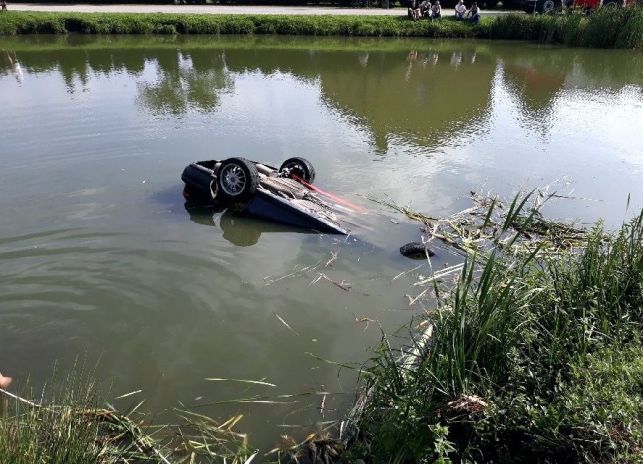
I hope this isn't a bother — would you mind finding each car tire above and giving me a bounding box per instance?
[216,157,259,203]
[541,0,556,12]
[399,241,436,259]
[279,157,316,184]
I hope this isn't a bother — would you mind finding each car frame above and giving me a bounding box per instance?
[181,157,355,235]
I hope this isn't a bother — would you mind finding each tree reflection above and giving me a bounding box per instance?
[315,46,494,152]
[218,44,495,152]
[1,37,641,149]
[137,49,233,116]
[497,46,643,134]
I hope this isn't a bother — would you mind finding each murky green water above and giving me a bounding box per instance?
[1,35,642,452]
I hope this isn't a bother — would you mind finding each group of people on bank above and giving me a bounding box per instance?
[408,0,480,23]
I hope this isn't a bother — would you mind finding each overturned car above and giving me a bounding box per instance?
[181,157,359,235]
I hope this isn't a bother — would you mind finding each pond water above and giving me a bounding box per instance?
[1,35,642,453]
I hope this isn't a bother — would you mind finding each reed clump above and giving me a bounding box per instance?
[0,9,641,48]
[486,6,643,48]
[346,196,643,463]
[0,373,255,464]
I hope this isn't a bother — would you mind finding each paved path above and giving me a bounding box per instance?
[10,3,521,16]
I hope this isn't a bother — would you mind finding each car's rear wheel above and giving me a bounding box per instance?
[216,157,259,202]
[541,0,557,12]
[279,157,316,184]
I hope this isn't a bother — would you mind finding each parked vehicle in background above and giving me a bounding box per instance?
[522,0,634,13]
[522,0,570,13]
[573,0,635,9]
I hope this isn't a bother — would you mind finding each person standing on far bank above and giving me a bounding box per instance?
[1,1,7,12]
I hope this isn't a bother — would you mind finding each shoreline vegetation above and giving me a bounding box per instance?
[0,7,641,48]
[341,193,643,463]
[0,375,255,464]
[2,193,642,463]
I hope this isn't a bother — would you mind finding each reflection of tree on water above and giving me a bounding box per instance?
[316,46,494,152]
[220,45,494,152]
[1,47,148,92]
[501,52,569,130]
[132,44,495,150]
[1,38,641,148]
[137,49,234,116]
[497,46,643,135]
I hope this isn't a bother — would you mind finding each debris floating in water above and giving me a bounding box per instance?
[399,241,436,259]
[274,313,300,337]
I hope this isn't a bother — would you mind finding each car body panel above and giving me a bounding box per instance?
[181,159,352,235]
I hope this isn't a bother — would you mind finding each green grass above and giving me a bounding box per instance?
[0,8,641,48]
[0,370,255,464]
[486,6,643,48]
[0,370,128,464]
[0,11,477,36]
[347,204,643,463]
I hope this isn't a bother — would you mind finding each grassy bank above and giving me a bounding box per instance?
[345,198,643,463]
[0,374,254,463]
[0,8,641,48]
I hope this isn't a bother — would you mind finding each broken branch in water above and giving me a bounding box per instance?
[373,189,593,264]
[204,378,277,388]
[274,313,300,337]
[317,273,352,292]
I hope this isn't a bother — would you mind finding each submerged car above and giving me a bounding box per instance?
[181,157,358,235]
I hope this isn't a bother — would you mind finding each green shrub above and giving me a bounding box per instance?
[154,23,178,34]
[0,8,641,48]
[615,5,643,48]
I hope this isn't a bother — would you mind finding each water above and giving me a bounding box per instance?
[1,35,642,451]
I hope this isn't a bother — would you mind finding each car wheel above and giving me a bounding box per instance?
[602,0,618,6]
[216,157,259,202]
[279,157,316,184]
[542,0,556,12]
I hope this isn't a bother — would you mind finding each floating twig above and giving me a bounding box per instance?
[274,313,300,337]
